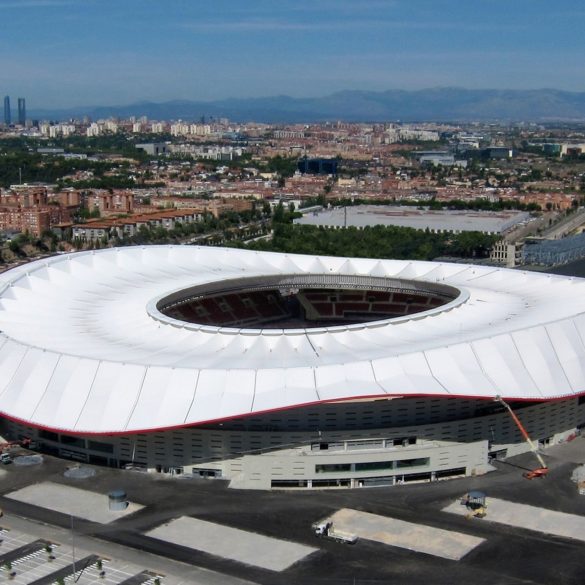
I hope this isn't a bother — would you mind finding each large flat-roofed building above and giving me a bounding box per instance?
[295,205,529,235]
[0,246,584,489]
[136,143,168,156]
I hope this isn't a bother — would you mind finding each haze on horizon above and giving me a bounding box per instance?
[1,0,584,110]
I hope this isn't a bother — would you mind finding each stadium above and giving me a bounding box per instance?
[0,245,584,489]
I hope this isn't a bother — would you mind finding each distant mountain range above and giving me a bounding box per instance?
[29,88,585,123]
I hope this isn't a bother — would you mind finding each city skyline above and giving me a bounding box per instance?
[1,0,584,110]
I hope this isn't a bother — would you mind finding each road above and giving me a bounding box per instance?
[539,208,585,239]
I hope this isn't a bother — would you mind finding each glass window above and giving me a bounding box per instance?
[315,463,351,473]
[355,461,394,472]
[39,429,59,442]
[88,440,114,454]
[396,457,429,469]
[60,434,86,448]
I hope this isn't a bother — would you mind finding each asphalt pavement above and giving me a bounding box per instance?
[0,441,583,584]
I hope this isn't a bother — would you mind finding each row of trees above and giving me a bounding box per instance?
[0,152,126,188]
[58,175,136,190]
[0,231,61,260]
[244,223,497,261]
[74,208,268,248]
[53,133,156,159]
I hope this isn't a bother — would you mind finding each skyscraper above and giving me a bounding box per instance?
[3,96,10,126]
[17,98,25,125]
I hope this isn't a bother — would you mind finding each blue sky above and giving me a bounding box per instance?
[1,0,584,109]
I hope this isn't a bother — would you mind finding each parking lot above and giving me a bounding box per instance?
[0,525,165,585]
[0,437,583,584]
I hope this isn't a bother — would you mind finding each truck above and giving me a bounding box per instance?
[312,520,358,544]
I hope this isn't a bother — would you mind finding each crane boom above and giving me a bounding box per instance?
[495,396,548,478]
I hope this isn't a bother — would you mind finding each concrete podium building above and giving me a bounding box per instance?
[0,246,584,489]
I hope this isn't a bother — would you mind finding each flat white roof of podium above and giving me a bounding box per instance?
[0,246,584,434]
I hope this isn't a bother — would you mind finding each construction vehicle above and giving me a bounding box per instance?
[462,490,487,519]
[0,438,31,451]
[495,396,548,479]
[0,438,31,456]
[312,520,358,544]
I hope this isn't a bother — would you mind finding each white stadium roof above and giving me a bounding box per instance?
[0,246,584,434]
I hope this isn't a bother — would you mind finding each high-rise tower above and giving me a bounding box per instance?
[17,98,25,125]
[3,96,10,126]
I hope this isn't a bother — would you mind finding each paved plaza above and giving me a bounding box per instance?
[328,508,485,561]
[5,482,143,524]
[443,496,585,542]
[147,516,318,572]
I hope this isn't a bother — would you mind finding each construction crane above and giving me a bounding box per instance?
[495,396,548,479]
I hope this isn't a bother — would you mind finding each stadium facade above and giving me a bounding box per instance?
[0,246,584,489]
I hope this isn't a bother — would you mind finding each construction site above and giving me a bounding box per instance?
[0,431,581,584]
